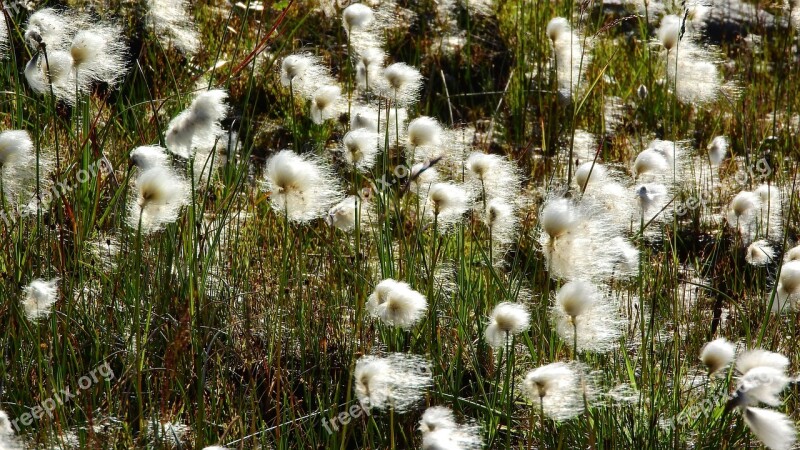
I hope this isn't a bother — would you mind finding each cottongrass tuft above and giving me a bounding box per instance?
[699,338,735,375]
[22,278,60,321]
[130,145,170,170]
[310,85,343,124]
[734,366,790,407]
[784,244,800,262]
[350,102,408,147]
[165,89,229,159]
[0,130,53,211]
[465,152,522,204]
[746,240,775,266]
[735,349,790,375]
[342,128,380,171]
[24,50,78,105]
[146,0,200,54]
[419,406,457,433]
[0,14,7,57]
[552,280,623,354]
[727,185,784,243]
[127,166,190,234]
[354,353,432,412]
[25,8,80,50]
[262,149,343,222]
[355,47,385,91]
[743,407,797,450]
[407,116,443,149]
[418,406,483,449]
[342,3,375,32]
[546,16,592,100]
[540,197,580,240]
[70,23,128,89]
[539,195,638,281]
[0,409,22,450]
[327,195,372,231]
[366,279,427,328]
[485,302,530,348]
[656,14,681,51]
[483,197,519,247]
[665,39,726,105]
[773,260,800,312]
[522,362,588,420]
[424,182,471,230]
[381,62,423,106]
[280,53,334,98]
[707,136,728,166]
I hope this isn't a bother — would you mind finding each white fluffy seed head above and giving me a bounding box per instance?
[464,152,521,204]
[280,53,333,98]
[419,406,457,434]
[633,149,670,177]
[407,116,442,148]
[743,407,797,450]
[281,54,310,84]
[746,240,775,266]
[0,131,34,168]
[485,302,530,347]
[419,407,483,449]
[728,191,760,219]
[146,0,200,54]
[26,8,78,49]
[785,245,800,263]
[263,150,342,222]
[550,283,623,354]
[310,85,342,124]
[779,260,800,294]
[546,17,570,42]
[484,197,515,234]
[165,89,229,158]
[540,198,580,239]
[342,129,380,171]
[354,354,432,412]
[426,183,470,228]
[382,62,423,105]
[70,30,103,66]
[522,362,587,421]
[574,162,606,191]
[342,3,374,31]
[69,24,129,88]
[657,14,681,50]
[355,47,385,90]
[707,136,728,166]
[523,362,573,399]
[735,366,790,407]
[128,166,190,233]
[466,152,497,181]
[421,427,483,450]
[25,50,78,103]
[366,279,428,328]
[0,409,13,435]
[736,349,790,375]
[555,281,595,318]
[22,278,59,321]
[699,338,735,374]
[326,196,361,231]
[130,145,170,170]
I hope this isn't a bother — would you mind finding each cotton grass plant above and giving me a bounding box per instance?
[1,0,799,449]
